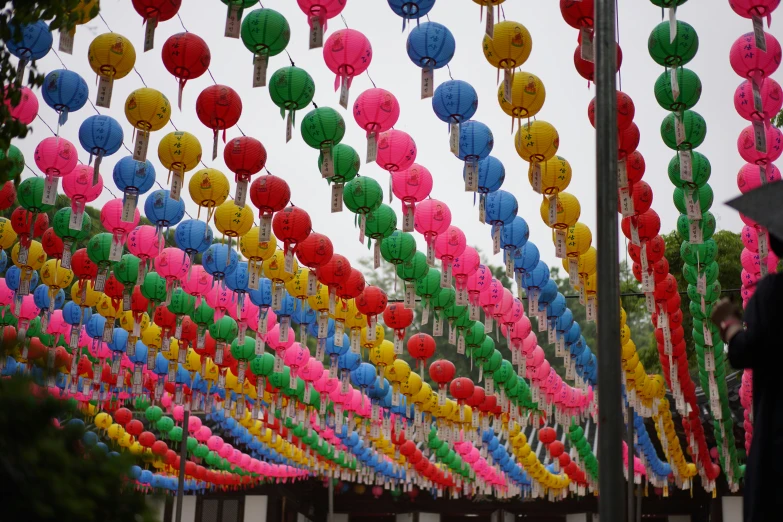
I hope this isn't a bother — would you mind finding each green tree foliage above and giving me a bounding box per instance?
[0,376,156,522]
[1,1,99,176]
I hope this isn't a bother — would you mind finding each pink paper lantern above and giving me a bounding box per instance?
[735,78,783,121]
[127,225,161,266]
[741,225,760,252]
[205,285,236,319]
[501,297,525,328]
[521,333,539,356]
[266,323,295,352]
[414,198,451,248]
[299,357,324,383]
[391,164,433,218]
[353,88,400,136]
[62,164,103,215]
[34,136,78,178]
[737,123,783,165]
[154,247,191,289]
[297,0,346,34]
[283,342,309,377]
[730,32,782,80]
[434,225,466,282]
[737,162,781,193]
[5,86,39,125]
[729,0,780,23]
[740,246,778,273]
[323,29,372,91]
[376,129,417,173]
[195,426,212,442]
[100,198,140,253]
[0,278,15,306]
[479,278,503,312]
[490,287,514,321]
[229,299,259,334]
[188,415,202,433]
[182,264,214,304]
[464,262,490,302]
[207,435,224,452]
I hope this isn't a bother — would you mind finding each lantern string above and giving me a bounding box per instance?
[615,0,622,92]
[446,64,454,81]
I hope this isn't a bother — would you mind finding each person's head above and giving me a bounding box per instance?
[771,233,783,258]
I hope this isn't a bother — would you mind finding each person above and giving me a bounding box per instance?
[712,220,783,520]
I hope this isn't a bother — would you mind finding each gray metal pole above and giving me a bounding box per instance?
[627,406,635,522]
[594,0,623,521]
[175,409,190,522]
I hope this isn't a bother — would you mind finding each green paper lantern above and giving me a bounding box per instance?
[141,271,168,304]
[463,321,486,349]
[0,145,24,182]
[481,349,502,372]
[186,436,198,452]
[209,315,239,343]
[673,184,713,215]
[690,299,713,321]
[681,238,718,267]
[661,110,706,151]
[380,230,416,265]
[168,288,196,316]
[472,338,495,363]
[300,106,346,150]
[156,416,174,433]
[654,67,701,111]
[250,352,276,377]
[144,405,163,422]
[53,207,92,243]
[191,300,215,327]
[364,204,397,240]
[268,366,290,390]
[112,254,140,288]
[650,0,688,6]
[241,9,290,56]
[431,287,456,312]
[18,177,54,213]
[320,143,360,184]
[648,20,699,67]
[668,150,711,188]
[230,336,256,361]
[494,360,514,386]
[415,269,442,300]
[682,260,719,286]
[269,66,316,119]
[686,280,721,303]
[86,233,116,267]
[677,212,716,241]
[169,426,183,442]
[194,444,210,459]
[135,396,151,410]
[396,250,429,282]
[343,176,383,214]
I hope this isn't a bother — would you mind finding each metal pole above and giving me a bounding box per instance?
[175,409,190,522]
[594,0,622,521]
[636,484,643,522]
[627,406,635,522]
[328,477,334,522]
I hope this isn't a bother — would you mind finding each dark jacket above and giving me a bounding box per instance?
[727,273,783,522]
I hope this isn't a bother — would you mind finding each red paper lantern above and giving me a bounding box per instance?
[0,182,16,211]
[41,228,64,259]
[295,232,334,268]
[382,303,413,340]
[449,377,474,401]
[71,248,98,282]
[152,440,168,456]
[132,0,182,52]
[224,137,267,198]
[625,151,646,184]
[538,426,556,445]
[466,386,485,408]
[11,207,48,247]
[138,431,156,448]
[196,85,242,159]
[355,285,387,317]
[574,42,622,83]
[334,268,365,301]
[272,206,312,256]
[161,32,211,109]
[588,91,635,131]
[317,254,353,289]
[126,419,144,437]
[561,0,594,28]
[428,359,455,402]
[250,174,291,220]
[621,209,661,244]
[406,332,435,373]
[618,123,640,159]
[114,407,133,426]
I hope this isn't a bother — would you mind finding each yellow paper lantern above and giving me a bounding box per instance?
[125,88,170,132]
[399,372,423,398]
[360,324,384,350]
[0,218,17,250]
[71,280,102,307]
[120,310,150,333]
[88,33,136,79]
[40,259,74,290]
[161,338,180,362]
[557,222,592,260]
[540,192,581,229]
[483,21,532,71]
[142,323,163,349]
[531,155,571,195]
[285,268,310,300]
[239,226,277,262]
[263,250,297,283]
[184,348,201,373]
[189,168,230,220]
[498,72,546,121]
[515,120,559,163]
[158,131,202,196]
[386,359,411,385]
[368,339,395,375]
[107,423,125,440]
[575,247,597,278]
[12,240,46,271]
[214,200,254,239]
[412,381,432,406]
[307,283,330,313]
[95,412,113,429]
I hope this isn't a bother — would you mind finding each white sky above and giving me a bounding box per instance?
[17,0,763,272]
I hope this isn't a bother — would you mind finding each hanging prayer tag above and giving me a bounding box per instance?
[448,323,457,345]
[405,282,416,309]
[433,314,443,336]
[373,240,381,269]
[421,304,430,325]
[331,183,344,213]
[580,27,594,62]
[679,150,693,182]
[645,293,656,313]
[619,186,634,218]
[752,16,767,52]
[670,67,680,102]
[548,195,558,227]
[630,222,641,246]
[503,69,512,104]
[365,131,378,162]
[42,177,59,205]
[674,113,686,145]
[170,170,184,201]
[568,258,579,286]
[668,6,678,42]
[697,272,707,296]
[493,226,501,255]
[109,238,124,261]
[286,110,293,143]
[531,163,543,193]
[465,161,478,192]
[339,76,350,109]
[449,122,460,155]
[505,254,515,278]
[259,214,272,242]
[555,230,567,259]
[484,314,493,334]
[427,242,435,266]
[684,189,701,220]
[59,28,75,54]
[688,220,703,244]
[752,79,764,114]
[253,53,269,88]
[402,205,414,232]
[753,120,767,153]
[478,194,486,223]
[586,296,597,322]
[421,67,434,99]
[359,214,367,244]
[284,250,294,274]
[307,270,318,296]
[703,323,713,347]
[485,4,495,37]
[309,15,323,49]
[225,5,241,38]
[248,264,260,290]
[235,179,249,208]
[144,17,158,51]
[121,193,138,223]
[133,130,150,162]
[321,146,333,178]
[95,75,114,109]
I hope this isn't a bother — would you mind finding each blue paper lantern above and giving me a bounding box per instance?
[85,314,106,340]
[113,156,156,197]
[307,316,334,339]
[338,351,361,372]
[0,249,7,274]
[511,241,540,274]
[174,219,213,257]
[499,216,529,251]
[7,21,53,65]
[325,334,350,357]
[484,190,518,225]
[350,362,377,388]
[6,265,38,291]
[201,243,238,280]
[78,115,124,169]
[388,0,436,29]
[248,278,273,308]
[63,301,91,326]
[108,328,129,353]
[432,79,477,124]
[537,280,558,308]
[273,291,296,316]
[457,120,493,162]
[225,261,249,294]
[522,260,549,289]
[545,293,566,318]
[41,69,89,126]
[555,308,574,333]
[291,300,315,326]
[144,189,186,229]
[466,155,504,194]
[33,283,52,310]
[127,341,147,365]
[406,22,455,69]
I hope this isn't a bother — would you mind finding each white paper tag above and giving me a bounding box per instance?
[630,222,641,246]
[492,226,501,255]
[433,314,443,336]
[586,296,596,322]
[449,123,460,155]
[225,5,240,38]
[697,273,707,296]
[403,205,414,232]
[421,67,434,99]
[448,322,457,345]
[505,254,515,278]
[42,176,59,205]
[484,313,493,334]
[169,170,184,201]
[688,220,703,244]
[684,189,701,220]
[548,195,558,227]
[619,186,634,218]
[59,28,75,54]
[320,146,334,178]
[503,68,512,104]
[253,53,269,88]
[679,150,692,182]
[339,76,350,109]
[133,131,150,162]
[531,163,542,194]
[259,214,272,242]
[753,120,767,153]
[284,250,294,275]
[479,194,486,223]
[580,27,594,62]
[674,112,686,145]
[645,293,656,313]
[366,132,377,163]
[703,323,713,347]
[96,75,114,108]
[705,349,715,372]
[331,183,344,213]
[753,15,767,52]
[670,66,680,102]
[464,161,478,192]
[359,214,367,244]
[109,237,123,261]
[555,230,567,259]
[668,7,677,43]
[404,281,415,309]
[309,16,323,49]
[568,258,579,286]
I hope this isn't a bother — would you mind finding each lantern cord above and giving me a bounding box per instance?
[340,14,349,28]
[284,50,295,67]
[446,64,454,81]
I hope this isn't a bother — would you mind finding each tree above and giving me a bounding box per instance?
[0,1,98,176]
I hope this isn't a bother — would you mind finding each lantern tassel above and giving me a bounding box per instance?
[178,79,186,111]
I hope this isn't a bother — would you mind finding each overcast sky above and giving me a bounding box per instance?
[17,0,763,273]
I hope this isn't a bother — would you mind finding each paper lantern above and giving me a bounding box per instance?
[241,9,291,87]
[588,91,635,130]
[0,182,17,211]
[364,204,397,245]
[530,155,571,195]
[654,68,702,112]
[343,176,383,223]
[660,110,706,151]
[392,164,433,226]
[737,162,780,193]
[144,189,186,239]
[323,29,372,106]
[88,33,136,108]
[297,0,346,49]
[648,21,699,67]
[7,21,52,72]
[730,31,782,80]
[62,165,102,221]
[434,226,466,287]
[432,79,479,141]
[5,86,38,125]
[78,115,124,183]
[574,42,621,83]
[498,72,546,127]
[34,136,77,182]
[618,123,641,158]
[388,0,436,29]
[268,66,316,136]
[540,192,580,230]
[319,144,360,197]
[272,206,312,258]
[214,201,254,241]
[132,0,182,51]
[561,0,594,28]
[158,131,202,200]
[380,231,417,267]
[354,88,400,158]
[458,121,493,189]
[0,146,24,184]
[483,21,532,73]
[249,174,290,239]
[296,232,334,269]
[301,106,346,176]
[125,88,171,162]
[406,22,456,97]
[415,199,451,263]
[376,129,417,173]
[515,120,559,163]
[113,156,156,221]
[223,137,266,207]
[161,33,211,109]
[188,168,229,221]
[737,123,783,165]
[669,151,711,188]
[42,69,89,126]
[734,78,782,121]
[196,85,242,160]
